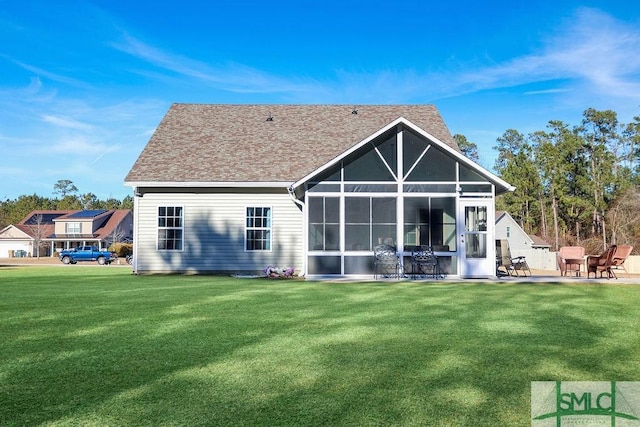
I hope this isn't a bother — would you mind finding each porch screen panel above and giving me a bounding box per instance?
[308,256,341,274]
[403,198,429,248]
[406,146,456,181]
[403,130,429,174]
[343,148,394,181]
[372,198,396,246]
[308,197,339,251]
[345,197,370,251]
[344,256,374,274]
[375,133,398,177]
[431,198,456,251]
[459,163,488,182]
[346,197,396,251]
[403,197,455,251]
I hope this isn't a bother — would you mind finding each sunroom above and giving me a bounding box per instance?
[293,119,513,278]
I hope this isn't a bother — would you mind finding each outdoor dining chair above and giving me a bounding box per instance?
[410,246,440,279]
[373,244,400,279]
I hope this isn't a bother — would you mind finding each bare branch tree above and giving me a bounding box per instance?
[106,225,128,252]
[25,214,48,258]
[607,188,640,249]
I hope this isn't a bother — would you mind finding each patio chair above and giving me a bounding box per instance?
[410,246,440,279]
[557,246,585,276]
[609,245,633,278]
[586,245,617,279]
[495,239,531,277]
[373,244,400,279]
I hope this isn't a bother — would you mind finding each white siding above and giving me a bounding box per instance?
[495,215,531,252]
[495,213,552,270]
[0,241,32,258]
[135,191,303,274]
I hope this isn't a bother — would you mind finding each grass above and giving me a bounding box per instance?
[1,267,639,426]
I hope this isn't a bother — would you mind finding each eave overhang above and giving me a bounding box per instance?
[124,181,291,189]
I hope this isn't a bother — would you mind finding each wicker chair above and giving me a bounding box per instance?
[609,245,633,278]
[557,246,585,277]
[586,245,617,279]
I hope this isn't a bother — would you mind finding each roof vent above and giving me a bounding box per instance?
[351,106,358,115]
[266,112,274,122]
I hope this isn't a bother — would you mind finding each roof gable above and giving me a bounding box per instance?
[0,225,33,239]
[125,104,460,186]
[293,117,513,193]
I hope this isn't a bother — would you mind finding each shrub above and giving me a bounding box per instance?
[109,243,133,257]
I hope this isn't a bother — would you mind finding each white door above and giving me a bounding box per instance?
[458,200,495,278]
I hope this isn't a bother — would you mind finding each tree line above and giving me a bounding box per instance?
[0,180,133,229]
[484,107,640,254]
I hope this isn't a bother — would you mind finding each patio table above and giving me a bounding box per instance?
[564,258,585,277]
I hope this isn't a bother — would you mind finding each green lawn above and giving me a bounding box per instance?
[1,267,639,426]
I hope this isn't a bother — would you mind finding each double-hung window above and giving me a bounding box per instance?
[246,207,271,251]
[158,206,183,250]
[65,222,81,235]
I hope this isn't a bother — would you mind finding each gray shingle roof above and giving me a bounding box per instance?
[125,104,459,184]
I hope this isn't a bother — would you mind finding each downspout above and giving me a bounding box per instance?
[132,187,140,274]
[288,185,306,277]
[288,185,304,209]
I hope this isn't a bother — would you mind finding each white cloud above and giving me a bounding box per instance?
[46,136,107,154]
[112,34,323,95]
[110,8,640,107]
[42,114,94,130]
[4,56,91,88]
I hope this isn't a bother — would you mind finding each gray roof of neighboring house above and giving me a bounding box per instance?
[529,234,551,247]
[125,104,460,184]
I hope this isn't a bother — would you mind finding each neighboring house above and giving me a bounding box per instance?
[0,210,133,258]
[124,104,514,278]
[495,211,553,270]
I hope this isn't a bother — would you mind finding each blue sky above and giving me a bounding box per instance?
[1,1,639,201]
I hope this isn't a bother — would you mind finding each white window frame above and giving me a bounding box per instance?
[245,206,272,251]
[65,222,81,234]
[157,206,184,251]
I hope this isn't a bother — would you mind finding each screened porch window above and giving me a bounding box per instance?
[308,197,339,251]
[345,197,396,251]
[403,197,456,252]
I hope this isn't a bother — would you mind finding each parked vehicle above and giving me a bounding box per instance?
[59,246,116,265]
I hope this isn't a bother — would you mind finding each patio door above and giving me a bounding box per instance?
[458,200,495,278]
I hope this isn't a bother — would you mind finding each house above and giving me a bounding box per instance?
[495,211,552,270]
[0,209,133,258]
[124,104,514,278]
